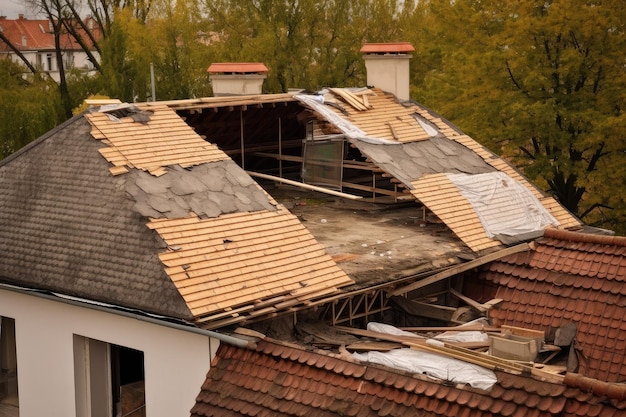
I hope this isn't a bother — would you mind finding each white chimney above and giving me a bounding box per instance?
[207,63,268,96]
[360,42,414,101]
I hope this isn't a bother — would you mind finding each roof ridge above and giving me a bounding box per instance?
[543,228,626,247]
[0,113,85,168]
[564,373,626,401]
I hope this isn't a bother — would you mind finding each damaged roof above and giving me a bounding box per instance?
[0,104,353,325]
[0,86,583,328]
[191,337,626,417]
[471,228,626,383]
[292,88,582,252]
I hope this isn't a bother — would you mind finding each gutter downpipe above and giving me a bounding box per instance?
[0,283,254,349]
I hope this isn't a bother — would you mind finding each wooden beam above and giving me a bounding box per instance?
[391,243,530,296]
[246,171,363,200]
[449,288,488,313]
[390,296,458,323]
[399,325,501,333]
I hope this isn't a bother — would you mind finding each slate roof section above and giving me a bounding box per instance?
[477,228,626,382]
[191,337,626,417]
[0,103,354,325]
[0,116,193,319]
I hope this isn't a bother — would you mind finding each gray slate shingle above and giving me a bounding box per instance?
[0,117,190,319]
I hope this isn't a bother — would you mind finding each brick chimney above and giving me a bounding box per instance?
[207,63,268,96]
[360,42,415,101]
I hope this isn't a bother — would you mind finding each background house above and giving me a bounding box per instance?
[0,14,99,81]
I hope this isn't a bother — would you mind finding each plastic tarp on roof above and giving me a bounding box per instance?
[447,172,559,238]
[294,94,397,145]
[352,323,497,390]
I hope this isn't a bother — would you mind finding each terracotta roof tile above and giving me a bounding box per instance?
[192,338,626,417]
[480,229,626,383]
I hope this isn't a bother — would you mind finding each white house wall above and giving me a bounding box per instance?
[5,49,99,83]
[0,288,215,417]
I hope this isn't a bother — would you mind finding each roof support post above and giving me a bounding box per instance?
[240,108,245,169]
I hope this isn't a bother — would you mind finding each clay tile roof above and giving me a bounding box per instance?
[0,17,100,52]
[207,62,269,74]
[360,42,415,54]
[481,229,626,382]
[191,338,626,417]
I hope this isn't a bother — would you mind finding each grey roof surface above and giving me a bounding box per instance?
[128,162,276,219]
[350,135,496,189]
[0,116,194,318]
[0,115,279,320]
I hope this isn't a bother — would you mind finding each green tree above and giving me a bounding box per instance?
[0,59,64,158]
[204,0,416,92]
[98,7,151,102]
[144,0,214,99]
[415,0,626,232]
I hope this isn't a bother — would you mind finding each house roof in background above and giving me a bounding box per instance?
[191,337,626,417]
[0,16,99,52]
[476,228,626,382]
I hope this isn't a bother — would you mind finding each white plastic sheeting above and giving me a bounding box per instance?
[352,322,497,390]
[294,94,399,145]
[434,318,491,344]
[447,172,559,238]
[352,348,496,390]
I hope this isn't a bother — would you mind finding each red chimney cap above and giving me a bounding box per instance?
[207,63,269,74]
[360,42,415,54]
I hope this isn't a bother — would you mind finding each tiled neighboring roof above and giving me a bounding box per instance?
[191,338,626,417]
[0,17,99,52]
[301,88,581,253]
[207,63,269,74]
[479,228,626,382]
[0,18,55,50]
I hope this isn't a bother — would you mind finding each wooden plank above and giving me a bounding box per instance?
[449,288,488,313]
[501,325,545,340]
[391,243,530,296]
[329,88,368,111]
[399,325,501,333]
[389,296,457,322]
